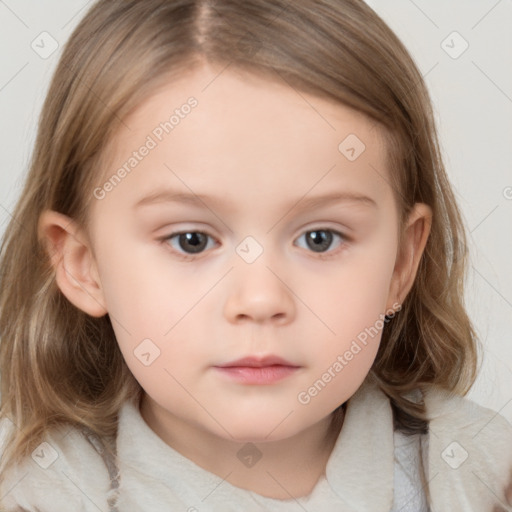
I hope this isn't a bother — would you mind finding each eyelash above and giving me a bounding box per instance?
[160,228,348,261]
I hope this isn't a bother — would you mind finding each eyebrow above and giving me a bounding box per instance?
[134,189,378,212]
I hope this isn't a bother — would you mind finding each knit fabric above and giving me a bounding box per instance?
[1,377,511,511]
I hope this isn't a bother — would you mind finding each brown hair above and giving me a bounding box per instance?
[0,0,479,502]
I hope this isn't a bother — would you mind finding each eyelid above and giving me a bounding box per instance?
[159,225,350,261]
[293,228,347,259]
[160,229,218,261]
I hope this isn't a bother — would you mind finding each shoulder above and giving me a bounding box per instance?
[423,385,512,510]
[0,415,112,512]
[423,384,512,448]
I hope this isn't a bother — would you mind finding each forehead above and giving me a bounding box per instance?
[94,63,393,214]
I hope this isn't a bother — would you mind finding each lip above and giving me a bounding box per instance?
[213,355,301,385]
[215,355,298,368]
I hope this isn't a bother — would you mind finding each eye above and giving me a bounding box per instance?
[294,229,345,255]
[161,228,346,260]
[163,231,217,256]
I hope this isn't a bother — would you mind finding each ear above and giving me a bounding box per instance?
[386,203,432,310]
[38,210,108,317]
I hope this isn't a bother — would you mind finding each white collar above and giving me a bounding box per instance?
[324,376,395,508]
[116,377,512,510]
[116,376,395,509]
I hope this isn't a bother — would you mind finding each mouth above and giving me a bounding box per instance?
[213,355,301,385]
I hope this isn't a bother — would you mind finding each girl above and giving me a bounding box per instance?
[1,0,511,510]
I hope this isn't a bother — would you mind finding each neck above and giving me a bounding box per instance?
[140,395,346,499]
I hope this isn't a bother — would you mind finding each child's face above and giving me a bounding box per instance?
[87,64,405,442]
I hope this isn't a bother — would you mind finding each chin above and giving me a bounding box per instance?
[215,418,302,444]
[229,430,290,444]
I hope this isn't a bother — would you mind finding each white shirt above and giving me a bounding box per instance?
[1,376,511,511]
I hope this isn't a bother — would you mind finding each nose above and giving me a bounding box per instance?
[223,256,296,325]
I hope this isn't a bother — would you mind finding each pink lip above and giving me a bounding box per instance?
[216,355,297,368]
[213,355,300,385]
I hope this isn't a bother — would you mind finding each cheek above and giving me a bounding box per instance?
[93,230,223,371]
[294,280,393,413]
[298,238,397,384]
[310,247,396,339]
[91,232,195,380]
[93,227,185,324]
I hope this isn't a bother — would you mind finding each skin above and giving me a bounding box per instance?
[39,62,432,499]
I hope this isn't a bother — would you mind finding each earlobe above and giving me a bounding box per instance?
[386,203,432,310]
[38,210,108,318]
